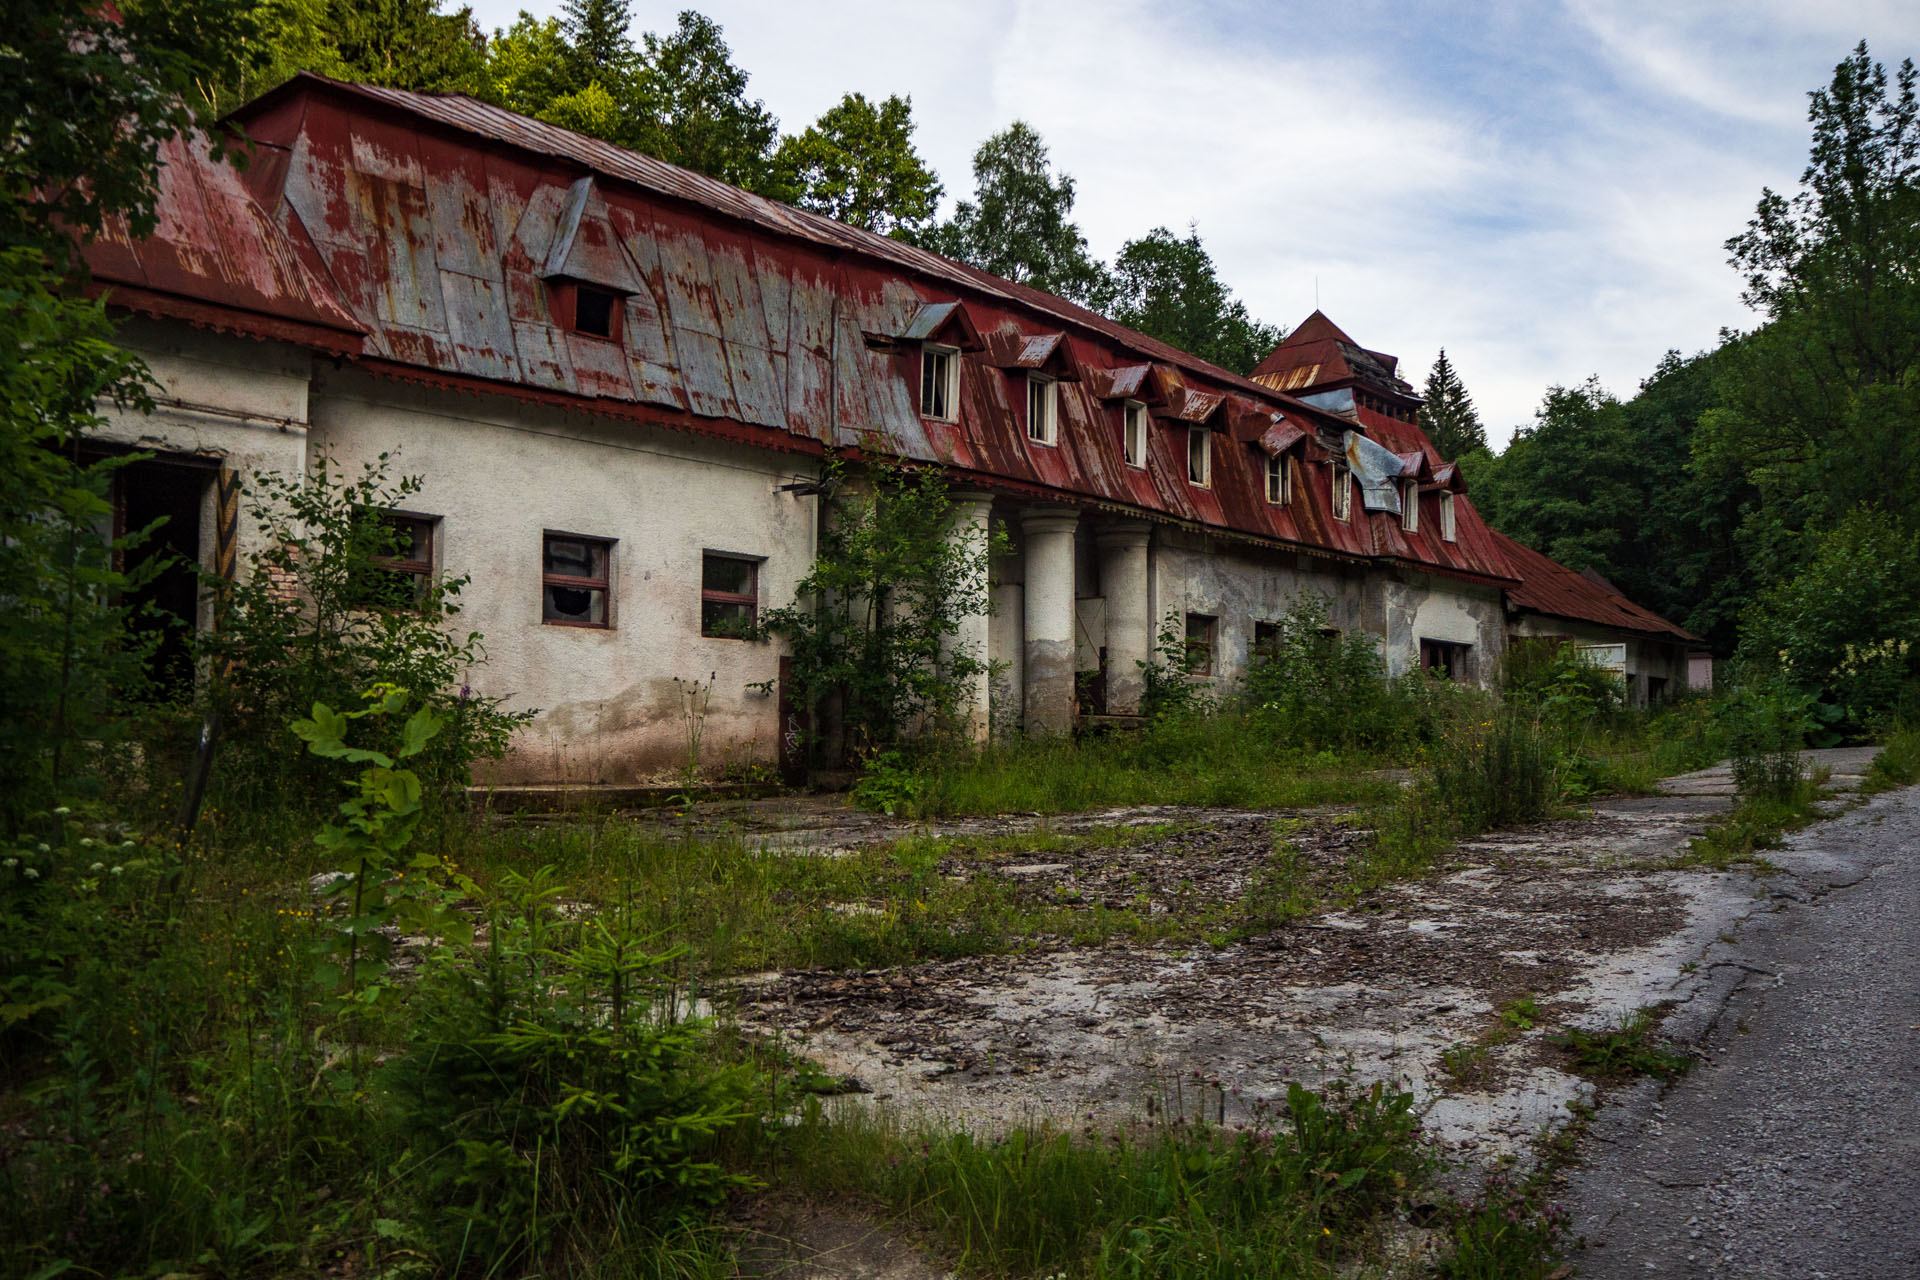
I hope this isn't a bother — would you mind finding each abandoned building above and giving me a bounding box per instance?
[80,73,1700,783]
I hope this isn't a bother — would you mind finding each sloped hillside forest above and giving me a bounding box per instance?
[4,1,1920,1277]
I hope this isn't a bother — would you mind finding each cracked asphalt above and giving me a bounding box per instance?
[1566,776,1920,1279]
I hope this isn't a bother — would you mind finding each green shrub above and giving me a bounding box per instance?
[379,868,758,1273]
[1722,677,1816,801]
[1437,1172,1569,1280]
[1422,703,1559,834]
[1550,1009,1692,1080]
[1864,725,1920,793]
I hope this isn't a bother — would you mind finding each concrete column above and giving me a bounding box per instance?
[1096,521,1153,716]
[1021,506,1081,735]
[946,491,995,743]
[990,582,1024,736]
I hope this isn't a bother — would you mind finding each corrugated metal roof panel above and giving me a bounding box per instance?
[1492,529,1698,641]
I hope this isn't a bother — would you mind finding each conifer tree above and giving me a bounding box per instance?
[1422,348,1486,459]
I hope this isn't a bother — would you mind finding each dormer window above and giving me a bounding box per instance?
[1440,491,1457,542]
[1187,426,1211,487]
[1331,463,1352,521]
[1027,375,1058,445]
[1401,480,1420,533]
[921,344,959,420]
[1123,400,1148,468]
[1266,453,1292,505]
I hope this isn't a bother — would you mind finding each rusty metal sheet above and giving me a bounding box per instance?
[782,265,837,441]
[439,272,521,381]
[749,243,791,354]
[654,226,738,418]
[419,136,498,279]
[704,238,785,428]
[565,330,635,399]
[1257,420,1306,456]
[546,180,644,294]
[1493,529,1696,639]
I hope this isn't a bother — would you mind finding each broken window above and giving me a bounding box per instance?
[1123,400,1148,468]
[1187,426,1211,487]
[1266,452,1291,505]
[543,533,611,627]
[351,511,436,611]
[1027,374,1058,445]
[920,344,958,420]
[701,552,759,638]
[1419,638,1471,681]
[573,285,619,340]
[1253,619,1280,661]
[1184,612,1217,674]
[1401,480,1420,533]
[1331,463,1352,521]
[1439,491,1456,541]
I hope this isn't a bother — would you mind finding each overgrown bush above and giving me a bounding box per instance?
[1721,677,1815,801]
[380,868,758,1273]
[198,455,530,819]
[762,458,1001,763]
[1437,1171,1570,1280]
[1421,703,1559,834]
[1241,594,1456,752]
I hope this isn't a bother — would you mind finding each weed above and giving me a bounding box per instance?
[1674,791,1818,870]
[1440,1041,1492,1088]
[1863,725,1920,793]
[1436,1170,1571,1279]
[1500,997,1542,1031]
[1551,1008,1692,1081]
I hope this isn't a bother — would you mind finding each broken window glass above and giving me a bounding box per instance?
[543,533,611,626]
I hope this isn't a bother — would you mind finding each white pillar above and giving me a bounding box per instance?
[1021,506,1080,736]
[947,491,995,743]
[1096,521,1153,716]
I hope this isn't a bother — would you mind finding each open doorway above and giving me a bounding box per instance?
[112,454,214,699]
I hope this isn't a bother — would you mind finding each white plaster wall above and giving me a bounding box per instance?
[1387,578,1507,683]
[97,321,315,587]
[308,369,817,783]
[1511,615,1692,703]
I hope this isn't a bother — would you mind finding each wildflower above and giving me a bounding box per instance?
[110,866,123,876]
[79,837,94,848]
[23,868,38,879]
[36,843,49,854]
[90,862,104,873]
[53,806,70,817]
[2,858,13,870]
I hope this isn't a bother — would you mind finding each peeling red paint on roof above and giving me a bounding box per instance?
[83,130,364,353]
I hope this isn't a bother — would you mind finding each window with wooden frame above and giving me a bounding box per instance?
[1183,612,1217,675]
[700,552,760,638]
[1401,479,1420,533]
[1331,463,1353,521]
[542,532,612,627]
[1186,426,1211,487]
[920,343,959,420]
[571,285,622,340]
[1439,491,1457,541]
[350,511,436,611]
[1026,374,1058,445]
[1420,637,1472,681]
[1123,400,1148,468]
[1265,452,1292,505]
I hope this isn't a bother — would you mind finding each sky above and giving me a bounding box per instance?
[463,0,1920,448]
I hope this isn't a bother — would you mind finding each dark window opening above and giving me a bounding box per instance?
[574,286,618,339]
[543,533,611,626]
[1253,620,1280,661]
[1420,638,1472,681]
[114,457,210,699]
[701,552,759,638]
[1647,675,1669,704]
[1184,612,1217,675]
[350,512,436,612]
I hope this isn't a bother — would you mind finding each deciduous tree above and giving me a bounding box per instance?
[1105,225,1282,375]
[774,92,943,236]
[924,122,1108,305]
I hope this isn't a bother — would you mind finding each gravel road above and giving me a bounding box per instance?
[1567,777,1920,1279]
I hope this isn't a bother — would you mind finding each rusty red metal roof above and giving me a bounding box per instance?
[88,74,1704,632]
[1491,529,1698,641]
[1249,309,1417,408]
[82,130,364,353]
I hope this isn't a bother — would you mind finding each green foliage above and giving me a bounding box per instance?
[1416,703,1559,835]
[198,454,530,816]
[849,749,923,816]
[1241,594,1460,753]
[1106,225,1284,375]
[625,11,784,195]
[1420,349,1486,459]
[1550,1009,1692,1081]
[1721,677,1817,800]
[1864,725,1920,792]
[761,460,999,760]
[1436,1172,1570,1280]
[919,121,1109,305]
[328,0,488,92]
[1136,609,1215,721]
[784,1079,1429,1279]
[773,92,944,235]
[293,687,473,1014]
[379,867,756,1271]
[1737,507,1920,728]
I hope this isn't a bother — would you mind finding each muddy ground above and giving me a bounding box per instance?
[684,750,1875,1167]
